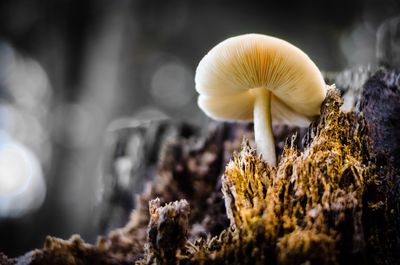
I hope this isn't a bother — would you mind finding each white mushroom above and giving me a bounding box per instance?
[195,33,327,166]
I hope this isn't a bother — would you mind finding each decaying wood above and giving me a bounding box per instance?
[1,69,400,264]
[358,70,400,264]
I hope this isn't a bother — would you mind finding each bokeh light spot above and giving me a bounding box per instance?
[0,133,46,218]
[150,61,194,108]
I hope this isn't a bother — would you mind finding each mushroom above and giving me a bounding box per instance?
[195,34,326,166]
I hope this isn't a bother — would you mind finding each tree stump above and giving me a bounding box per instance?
[2,17,400,265]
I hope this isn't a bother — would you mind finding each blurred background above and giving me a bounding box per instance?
[0,0,399,257]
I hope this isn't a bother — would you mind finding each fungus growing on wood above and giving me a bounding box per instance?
[195,33,327,165]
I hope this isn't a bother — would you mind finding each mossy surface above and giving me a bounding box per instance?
[176,88,369,265]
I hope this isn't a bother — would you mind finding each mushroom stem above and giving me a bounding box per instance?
[253,87,276,166]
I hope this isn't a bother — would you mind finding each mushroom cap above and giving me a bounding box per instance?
[195,33,327,126]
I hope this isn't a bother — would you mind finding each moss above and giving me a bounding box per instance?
[177,87,369,265]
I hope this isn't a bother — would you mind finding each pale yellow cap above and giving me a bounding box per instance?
[195,33,326,127]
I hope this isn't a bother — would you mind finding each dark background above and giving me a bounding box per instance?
[0,0,398,257]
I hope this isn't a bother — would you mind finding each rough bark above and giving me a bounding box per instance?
[358,70,400,264]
